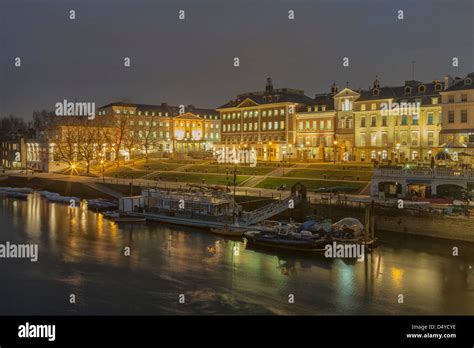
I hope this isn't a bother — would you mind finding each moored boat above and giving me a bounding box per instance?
[244,230,331,252]
[210,225,245,237]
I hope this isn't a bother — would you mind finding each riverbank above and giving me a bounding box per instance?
[2,175,473,242]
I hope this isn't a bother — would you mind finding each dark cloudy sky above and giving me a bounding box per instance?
[1,0,473,120]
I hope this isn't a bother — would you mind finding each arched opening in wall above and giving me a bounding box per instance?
[436,184,465,200]
[407,183,432,199]
[378,182,402,198]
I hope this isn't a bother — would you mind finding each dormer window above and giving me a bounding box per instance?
[465,78,472,85]
[373,88,379,96]
[418,85,426,93]
[435,83,442,91]
[405,86,412,94]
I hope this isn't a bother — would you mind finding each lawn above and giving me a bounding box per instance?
[285,169,372,181]
[255,178,366,193]
[104,167,149,179]
[151,172,250,185]
[132,161,184,171]
[307,163,374,170]
[186,165,274,176]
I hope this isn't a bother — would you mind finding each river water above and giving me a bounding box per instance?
[0,193,473,315]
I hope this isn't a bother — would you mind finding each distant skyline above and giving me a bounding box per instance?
[1,0,473,120]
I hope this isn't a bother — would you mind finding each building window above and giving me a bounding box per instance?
[382,133,388,146]
[312,121,317,130]
[280,121,285,129]
[320,120,324,130]
[298,121,303,131]
[448,111,455,123]
[280,109,285,116]
[382,116,387,127]
[427,113,434,125]
[411,132,418,146]
[401,132,407,145]
[360,151,366,161]
[345,118,352,128]
[327,120,332,130]
[274,121,278,129]
[305,121,310,131]
[461,110,468,123]
[370,132,377,146]
[371,116,376,127]
[361,104,366,111]
[428,132,434,146]
[401,115,407,125]
[371,103,376,110]
[448,95,455,103]
[360,116,366,127]
[412,115,419,125]
[431,97,438,105]
[461,94,468,102]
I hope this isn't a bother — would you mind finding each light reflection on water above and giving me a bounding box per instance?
[0,192,473,315]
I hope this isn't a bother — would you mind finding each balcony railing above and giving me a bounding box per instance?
[374,167,474,179]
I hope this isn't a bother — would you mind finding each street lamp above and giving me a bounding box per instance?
[333,140,338,164]
[282,150,286,176]
[100,159,105,182]
[268,142,272,162]
[288,144,292,166]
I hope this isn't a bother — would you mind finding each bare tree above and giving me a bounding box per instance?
[141,114,158,161]
[123,117,140,161]
[52,125,79,167]
[77,124,101,173]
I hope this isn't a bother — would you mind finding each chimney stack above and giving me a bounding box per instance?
[444,75,453,90]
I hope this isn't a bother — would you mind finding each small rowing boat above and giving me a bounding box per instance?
[210,225,245,237]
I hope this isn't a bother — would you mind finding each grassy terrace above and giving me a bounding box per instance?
[148,172,250,185]
[255,178,366,193]
[284,169,373,181]
[186,165,275,175]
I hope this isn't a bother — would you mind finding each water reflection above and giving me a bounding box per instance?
[0,192,473,315]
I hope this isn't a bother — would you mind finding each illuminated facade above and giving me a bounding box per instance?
[440,73,474,156]
[217,78,314,161]
[96,102,220,155]
[353,78,443,162]
[295,85,337,161]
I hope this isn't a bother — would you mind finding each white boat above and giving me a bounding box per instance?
[102,211,120,219]
[210,224,245,237]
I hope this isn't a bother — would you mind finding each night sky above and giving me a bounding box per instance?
[1,0,473,120]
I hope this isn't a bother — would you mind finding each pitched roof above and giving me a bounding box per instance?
[444,73,474,91]
[97,102,219,117]
[218,88,314,109]
[357,80,444,105]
